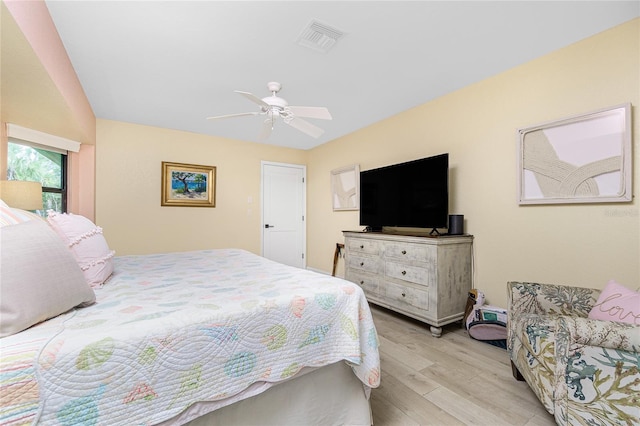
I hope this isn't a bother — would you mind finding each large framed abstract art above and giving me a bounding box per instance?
[517,103,631,205]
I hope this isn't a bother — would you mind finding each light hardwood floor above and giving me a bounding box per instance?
[369,304,556,426]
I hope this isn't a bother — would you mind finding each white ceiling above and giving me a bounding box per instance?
[44,1,639,150]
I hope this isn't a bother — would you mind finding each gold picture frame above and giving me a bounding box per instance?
[161,161,216,207]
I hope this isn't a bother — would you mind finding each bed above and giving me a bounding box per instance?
[0,204,380,425]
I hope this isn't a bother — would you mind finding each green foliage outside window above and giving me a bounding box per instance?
[7,142,66,215]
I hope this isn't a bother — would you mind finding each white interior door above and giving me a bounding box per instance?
[261,162,306,268]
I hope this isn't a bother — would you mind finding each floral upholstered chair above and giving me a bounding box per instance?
[507,281,639,426]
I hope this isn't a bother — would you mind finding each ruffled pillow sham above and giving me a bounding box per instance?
[47,211,115,288]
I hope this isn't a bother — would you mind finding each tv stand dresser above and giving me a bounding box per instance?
[343,231,473,337]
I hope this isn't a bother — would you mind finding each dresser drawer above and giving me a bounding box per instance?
[347,238,381,255]
[383,281,430,312]
[346,270,379,295]
[347,254,380,274]
[343,231,473,334]
[384,242,434,263]
[385,261,430,285]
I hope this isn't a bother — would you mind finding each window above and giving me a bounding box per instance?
[7,141,67,215]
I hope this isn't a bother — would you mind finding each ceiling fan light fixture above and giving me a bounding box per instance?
[262,95,288,110]
[207,81,331,140]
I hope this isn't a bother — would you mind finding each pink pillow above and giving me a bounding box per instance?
[588,280,640,325]
[47,211,115,288]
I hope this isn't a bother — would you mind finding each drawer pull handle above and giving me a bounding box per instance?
[402,250,407,255]
[360,280,364,285]
[360,245,364,249]
[401,270,407,275]
[401,292,406,297]
[360,262,364,266]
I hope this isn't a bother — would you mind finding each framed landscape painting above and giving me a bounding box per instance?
[161,161,216,207]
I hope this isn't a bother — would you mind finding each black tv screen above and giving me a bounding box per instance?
[359,153,448,231]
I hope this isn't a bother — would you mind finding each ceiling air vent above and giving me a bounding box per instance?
[296,20,345,53]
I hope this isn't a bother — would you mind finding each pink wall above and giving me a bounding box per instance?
[3,0,96,220]
[3,0,95,145]
[68,146,96,220]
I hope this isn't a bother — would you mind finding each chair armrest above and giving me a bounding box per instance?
[507,281,600,321]
[553,316,639,426]
[557,316,640,352]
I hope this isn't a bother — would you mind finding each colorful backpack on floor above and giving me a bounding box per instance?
[463,289,507,348]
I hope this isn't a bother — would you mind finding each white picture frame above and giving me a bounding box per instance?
[331,164,360,211]
[517,103,632,205]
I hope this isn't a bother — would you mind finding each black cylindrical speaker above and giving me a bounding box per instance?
[448,214,464,235]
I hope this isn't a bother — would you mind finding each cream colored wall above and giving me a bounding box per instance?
[95,119,307,256]
[9,6,635,310]
[307,19,639,308]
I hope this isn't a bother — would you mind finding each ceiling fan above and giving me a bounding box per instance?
[207,82,332,140]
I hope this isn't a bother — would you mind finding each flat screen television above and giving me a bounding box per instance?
[359,153,448,233]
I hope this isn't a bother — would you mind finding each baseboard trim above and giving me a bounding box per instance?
[307,267,329,276]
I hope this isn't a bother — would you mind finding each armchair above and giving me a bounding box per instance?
[507,281,639,425]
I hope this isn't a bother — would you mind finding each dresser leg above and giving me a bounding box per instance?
[430,326,442,337]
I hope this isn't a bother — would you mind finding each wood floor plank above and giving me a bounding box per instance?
[369,304,556,426]
[470,370,555,420]
[524,414,559,426]
[370,386,421,426]
[376,373,465,426]
[416,357,553,425]
[378,349,440,396]
[423,386,515,426]
[379,335,435,371]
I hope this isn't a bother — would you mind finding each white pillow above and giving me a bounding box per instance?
[0,218,96,337]
[47,211,115,288]
[0,201,42,226]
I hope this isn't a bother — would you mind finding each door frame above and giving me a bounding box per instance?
[260,161,307,268]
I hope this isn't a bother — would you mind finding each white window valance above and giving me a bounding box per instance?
[7,123,81,153]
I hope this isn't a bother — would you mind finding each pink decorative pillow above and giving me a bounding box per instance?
[47,211,115,288]
[588,280,640,325]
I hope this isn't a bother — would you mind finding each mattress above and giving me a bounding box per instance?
[0,249,380,425]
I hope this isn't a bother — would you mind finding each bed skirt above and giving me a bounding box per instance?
[160,362,372,426]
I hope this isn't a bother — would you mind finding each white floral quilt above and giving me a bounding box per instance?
[0,249,380,425]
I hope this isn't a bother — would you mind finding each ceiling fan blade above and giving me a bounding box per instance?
[258,118,273,141]
[286,117,325,139]
[235,91,270,109]
[206,112,260,120]
[288,106,332,120]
